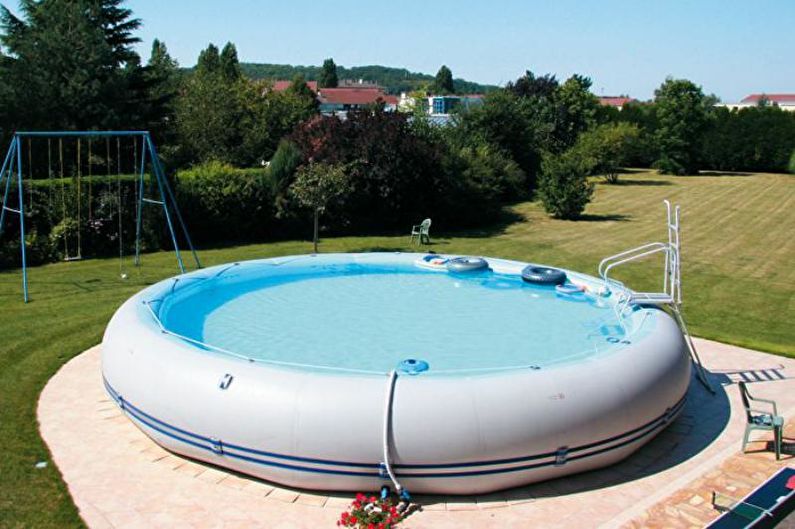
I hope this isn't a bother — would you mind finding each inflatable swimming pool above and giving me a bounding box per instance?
[101,252,690,495]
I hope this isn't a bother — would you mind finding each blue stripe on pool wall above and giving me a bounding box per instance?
[103,377,686,479]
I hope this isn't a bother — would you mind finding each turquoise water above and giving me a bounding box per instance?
[158,259,630,373]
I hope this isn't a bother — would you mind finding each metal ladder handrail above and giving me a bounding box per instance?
[598,241,669,279]
[599,243,670,287]
[598,200,714,394]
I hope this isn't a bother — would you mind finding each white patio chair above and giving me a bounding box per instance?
[410,218,431,245]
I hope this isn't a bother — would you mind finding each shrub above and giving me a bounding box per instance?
[789,149,795,175]
[269,140,303,218]
[576,122,640,183]
[701,106,795,173]
[0,177,159,267]
[451,144,526,203]
[538,149,595,219]
[290,109,453,231]
[176,161,274,243]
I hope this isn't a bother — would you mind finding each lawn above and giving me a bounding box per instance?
[0,170,793,527]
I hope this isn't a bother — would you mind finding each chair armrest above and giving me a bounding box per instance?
[748,409,778,421]
[749,396,779,415]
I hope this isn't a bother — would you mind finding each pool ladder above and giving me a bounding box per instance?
[598,201,714,394]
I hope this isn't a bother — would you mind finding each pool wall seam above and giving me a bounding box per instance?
[103,377,685,479]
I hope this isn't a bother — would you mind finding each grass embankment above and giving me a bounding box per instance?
[0,170,793,527]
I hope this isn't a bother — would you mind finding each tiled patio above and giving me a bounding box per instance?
[38,338,795,528]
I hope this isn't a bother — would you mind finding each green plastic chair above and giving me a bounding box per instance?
[739,381,783,460]
[410,218,431,245]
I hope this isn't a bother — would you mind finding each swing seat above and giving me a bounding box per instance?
[64,255,83,262]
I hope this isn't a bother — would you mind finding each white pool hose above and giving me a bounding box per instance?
[382,369,404,496]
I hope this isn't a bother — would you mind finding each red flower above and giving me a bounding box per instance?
[356,492,366,501]
[369,495,377,503]
[350,516,358,525]
[368,524,375,529]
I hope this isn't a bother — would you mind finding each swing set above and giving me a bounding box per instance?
[0,131,201,302]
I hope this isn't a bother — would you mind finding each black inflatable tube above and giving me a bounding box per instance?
[521,265,567,285]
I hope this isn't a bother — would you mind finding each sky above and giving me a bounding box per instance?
[13,1,795,102]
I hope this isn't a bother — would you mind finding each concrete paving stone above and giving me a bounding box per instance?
[174,461,207,478]
[38,340,795,528]
[445,496,480,511]
[268,487,300,503]
[295,492,329,507]
[241,478,275,497]
[322,494,354,509]
[196,467,229,484]
[218,474,251,490]
[475,492,509,509]
[413,494,447,511]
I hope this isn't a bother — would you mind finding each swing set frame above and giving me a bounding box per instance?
[0,130,201,302]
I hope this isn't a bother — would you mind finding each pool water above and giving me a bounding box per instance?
[159,259,633,374]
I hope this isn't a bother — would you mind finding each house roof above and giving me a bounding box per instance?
[598,96,635,107]
[741,93,795,104]
[318,87,388,105]
[271,80,318,93]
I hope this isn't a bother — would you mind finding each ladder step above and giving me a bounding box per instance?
[142,198,164,205]
[629,293,674,305]
[3,206,21,213]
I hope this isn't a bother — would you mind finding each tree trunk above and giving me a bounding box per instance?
[313,208,319,253]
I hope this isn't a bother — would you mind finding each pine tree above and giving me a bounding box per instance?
[0,0,148,130]
[319,58,338,88]
[196,44,220,76]
[220,42,241,81]
[143,39,180,141]
[433,65,454,95]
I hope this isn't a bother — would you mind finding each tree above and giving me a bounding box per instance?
[144,39,180,142]
[0,0,151,130]
[537,149,595,219]
[433,65,454,95]
[450,89,545,191]
[507,70,558,99]
[653,77,710,175]
[290,162,351,252]
[555,74,599,148]
[196,43,220,75]
[319,58,338,88]
[0,52,12,140]
[285,74,319,113]
[576,122,640,183]
[177,42,263,165]
[220,42,241,81]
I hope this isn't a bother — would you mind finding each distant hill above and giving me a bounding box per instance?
[238,63,499,95]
